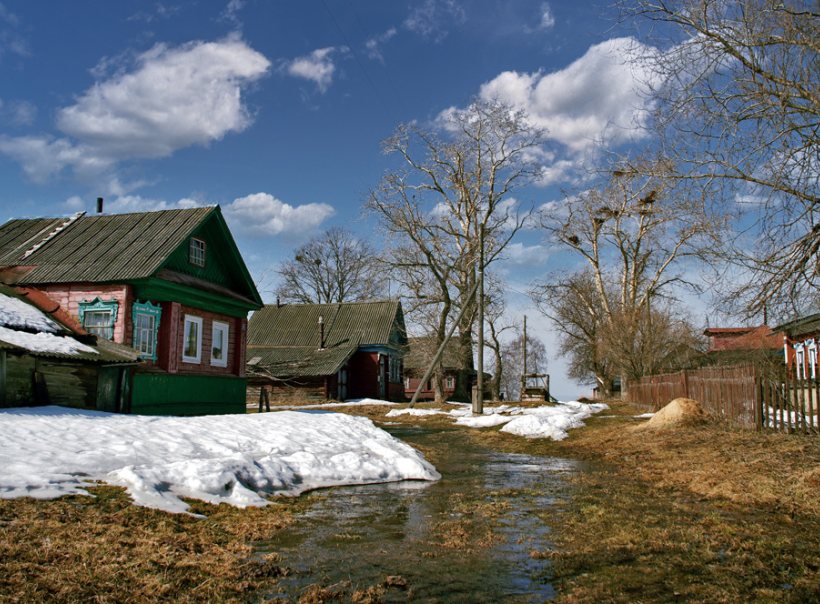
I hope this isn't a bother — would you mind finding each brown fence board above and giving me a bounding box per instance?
[627,364,817,435]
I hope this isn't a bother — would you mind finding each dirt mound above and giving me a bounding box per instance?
[637,397,708,430]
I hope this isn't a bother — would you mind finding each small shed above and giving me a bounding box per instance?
[0,285,140,411]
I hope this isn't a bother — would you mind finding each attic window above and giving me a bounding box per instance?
[189,237,206,267]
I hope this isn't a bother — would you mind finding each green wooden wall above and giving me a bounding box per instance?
[130,373,246,415]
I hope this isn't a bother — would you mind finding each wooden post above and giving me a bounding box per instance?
[264,387,270,412]
[258,385,264,413]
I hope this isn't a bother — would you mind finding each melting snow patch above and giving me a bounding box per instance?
[387,400,608,440]
[0,406,439,514]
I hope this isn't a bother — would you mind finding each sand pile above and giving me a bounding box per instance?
[637,397,708,429]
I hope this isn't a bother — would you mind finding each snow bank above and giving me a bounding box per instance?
[385,399,608,440]
[0,406,440,514]
[0,325,98,355]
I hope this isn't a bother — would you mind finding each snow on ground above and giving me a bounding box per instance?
[634,412,655,419]
[386,399,608,440]
[263,398,400,411]
[766,406,818,428]
[0,406,440,514]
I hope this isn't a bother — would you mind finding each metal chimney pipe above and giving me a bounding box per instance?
[318,315,325,349]
[96,197,104,213]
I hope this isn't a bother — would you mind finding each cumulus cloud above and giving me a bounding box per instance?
[365,28,397,62]
[0,38,270,187]
[284,46,347,93]
[223,193,335,236]
[538,3,555,30]
[479,37,660,152]
[403,0,465,42]
[58,39,270,158]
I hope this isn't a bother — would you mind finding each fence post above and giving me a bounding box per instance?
[681,370,689,399]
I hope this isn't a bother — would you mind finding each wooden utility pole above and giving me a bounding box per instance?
[521,315,527,399]
[474,224,485,415]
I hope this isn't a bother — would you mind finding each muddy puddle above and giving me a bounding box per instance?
[258,424,582,602]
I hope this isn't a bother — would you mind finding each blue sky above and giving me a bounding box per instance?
[0,1,670,399]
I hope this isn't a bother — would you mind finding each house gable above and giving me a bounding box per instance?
[157,208,261,308]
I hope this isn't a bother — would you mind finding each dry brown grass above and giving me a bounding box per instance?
[0,486,302,603]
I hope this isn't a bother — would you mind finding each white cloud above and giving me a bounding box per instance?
[0,38,270,188]
[479,37,660,152]
[284,46,347,93]
[223,193,335,236]
[538,3,555,30]
[58,38,270,158]
[403,0,465,42]
[365,28,397,62]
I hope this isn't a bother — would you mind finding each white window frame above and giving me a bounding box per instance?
[808,340,817,380]
[189,237,206,267]
[794,344,805,380]
[182,315,203,364]
[132,300,162,361]
[404,377,411,390]
[210,321,229,367]
[445,375,456,390]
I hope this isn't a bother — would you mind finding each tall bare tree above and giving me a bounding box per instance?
[623,0,819,315]
[368,100,546,402]
[533,159,720,395]
[275,227,383,304]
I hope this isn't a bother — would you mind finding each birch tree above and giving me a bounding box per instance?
[368,100,546,402]
[533,160,720,394]
[624,0,819,315]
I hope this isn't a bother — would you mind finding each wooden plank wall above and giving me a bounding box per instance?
[627,364,818,434]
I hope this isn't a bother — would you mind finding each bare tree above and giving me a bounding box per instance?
[499,332,548,401]
[623,0,819,315]
[483,273,514,401]
[368,100,546,401]
[533,159,720,395]
[275,227,383,304]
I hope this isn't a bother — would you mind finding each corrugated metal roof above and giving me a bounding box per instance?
[403,335,463,371]
[0,207,215,283]
[246,344,358,377]
[248,300,405,348]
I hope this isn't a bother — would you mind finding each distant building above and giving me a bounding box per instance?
[702,325,783,366]
[246,300,407,403]
[402,335,490,402]
[775,312,820,380]
[0,284,139,410]
[0,206,262,415]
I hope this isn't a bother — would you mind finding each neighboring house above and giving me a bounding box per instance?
[246,300,407,403]
[775,312,820,380]
[0,284,140,410]
[403,336,490,402]
[0,206,262,415]
[702,325,783,366]
[403,336,462,401]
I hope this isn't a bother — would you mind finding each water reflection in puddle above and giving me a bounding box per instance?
[259,425,581,602]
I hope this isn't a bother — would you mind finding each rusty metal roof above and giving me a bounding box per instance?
[246,343,358,378]
[0,207,215,284]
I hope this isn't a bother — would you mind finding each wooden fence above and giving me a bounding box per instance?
[626,364,818,434]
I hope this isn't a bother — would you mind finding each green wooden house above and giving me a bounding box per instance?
[0,206,262,415]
